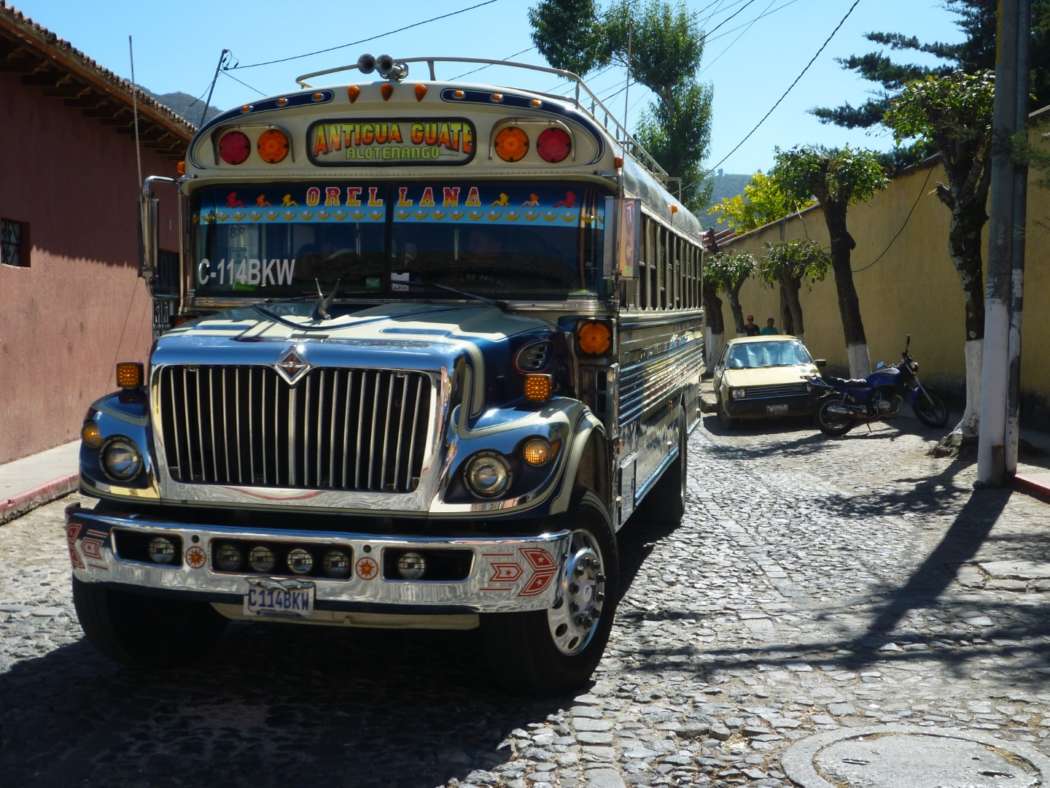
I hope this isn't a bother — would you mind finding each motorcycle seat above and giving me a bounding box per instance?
[826,376,869,387]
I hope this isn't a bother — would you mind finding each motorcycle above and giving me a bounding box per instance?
[811,335,949,436]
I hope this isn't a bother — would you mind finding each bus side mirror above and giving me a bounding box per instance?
[139,193,159,283]
[815,359,827,368]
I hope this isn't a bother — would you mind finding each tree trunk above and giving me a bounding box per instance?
[823,201,869,376]
[727,285,745,335]
[702,280,725,368]
[946,200,987,439]
[779,284,794,335]
[778,273,805,338]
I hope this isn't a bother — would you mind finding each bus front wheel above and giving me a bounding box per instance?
[482,491,619,694]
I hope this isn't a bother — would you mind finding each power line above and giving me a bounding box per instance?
[447,46,536,80]
[699,0,775,75]
[227,0,501,71]
[851,166,934,274]
[704,0,862,174]
[220,69,268,97]
[597,0,793,105]
[703,0,801,45]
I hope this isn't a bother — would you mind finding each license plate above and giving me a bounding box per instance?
[243,578,315,618]
[766,404,789,415]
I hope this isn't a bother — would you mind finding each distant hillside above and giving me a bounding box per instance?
[700,170,750,228]
[149,90,223,127]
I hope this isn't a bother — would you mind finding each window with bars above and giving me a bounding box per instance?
[0,218,29,267]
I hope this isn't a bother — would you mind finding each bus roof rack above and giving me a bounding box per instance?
[295,55,670,184]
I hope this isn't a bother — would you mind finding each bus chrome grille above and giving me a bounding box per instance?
[156,366,432,492]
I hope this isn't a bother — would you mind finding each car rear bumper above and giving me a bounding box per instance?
[65,503,570,619]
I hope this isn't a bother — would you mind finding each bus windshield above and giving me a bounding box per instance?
[191,181,606,301]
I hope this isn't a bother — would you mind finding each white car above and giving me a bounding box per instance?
[712,336,825,426]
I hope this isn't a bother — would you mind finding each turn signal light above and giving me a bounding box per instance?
[218,130,251,165]
[257,128,289,163]
[537,127,571,163]
[577,321,612,355]
[81,422,102,449]
[116,362,144,389]
[523,373,552,402]
[522,437,555,466]
[494,126,529,162]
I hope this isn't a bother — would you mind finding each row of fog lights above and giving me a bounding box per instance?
[216,125,572,166]
[145,538,427,580]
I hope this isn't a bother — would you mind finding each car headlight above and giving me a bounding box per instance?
[101,438,143,481]
[464,453,512,499]
[731,388,747,400]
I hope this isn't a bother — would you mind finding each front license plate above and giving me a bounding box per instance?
[766,404,789,415]
[244,578,315,618]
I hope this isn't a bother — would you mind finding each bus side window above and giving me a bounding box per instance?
[658,227,667,310]
[639,216,650,310]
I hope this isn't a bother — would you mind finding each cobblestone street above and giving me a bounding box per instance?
[2,416,1049,787]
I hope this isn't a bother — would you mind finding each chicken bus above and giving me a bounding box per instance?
[65,54,705,692]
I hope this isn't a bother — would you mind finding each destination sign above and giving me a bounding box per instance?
[308,118,476,166]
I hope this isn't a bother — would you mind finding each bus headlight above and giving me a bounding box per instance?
[731,388,747,400]
[101,438,143,481]
[464,453,512,499]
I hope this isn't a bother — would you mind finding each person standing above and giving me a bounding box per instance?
[743,314,761,336]
[759,317,779,335]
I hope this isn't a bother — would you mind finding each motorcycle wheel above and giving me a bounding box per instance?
[913,389,949,427]
[816,398,853,436]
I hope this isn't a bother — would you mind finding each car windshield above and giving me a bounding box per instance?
[191,181,606,301]
[727,340,812,369]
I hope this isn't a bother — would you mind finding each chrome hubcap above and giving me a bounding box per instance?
[548,530,606,656]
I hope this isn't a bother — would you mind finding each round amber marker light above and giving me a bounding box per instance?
[577,321,611,355]
[494,126,529,162]
[257,129,289,164]
[81,422,102,448]
[522,438,552,466]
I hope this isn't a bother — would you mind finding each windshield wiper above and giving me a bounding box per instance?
[412,279,507,311]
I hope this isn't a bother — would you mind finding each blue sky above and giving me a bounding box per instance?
[13,0,963,175]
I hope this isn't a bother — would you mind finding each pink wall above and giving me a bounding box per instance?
[0,71,183,463]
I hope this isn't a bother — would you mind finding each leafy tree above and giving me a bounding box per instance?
[707,171,809,234]
[528,0,608,77]
[530,0,713,210]
[811,0,1050,165]
[705,250,756,334]
[883,70,995,439]
[758,240,831,338]
[772,145,888,376]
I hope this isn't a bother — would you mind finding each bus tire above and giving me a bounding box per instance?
[73,578,227,668]
[482,491,619,695]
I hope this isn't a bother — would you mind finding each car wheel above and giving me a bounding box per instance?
[716,394,734,429]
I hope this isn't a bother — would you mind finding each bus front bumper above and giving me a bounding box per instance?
[65,503,571,623]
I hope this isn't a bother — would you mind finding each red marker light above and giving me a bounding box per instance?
[218,131,251,165]
[537,127,571,163]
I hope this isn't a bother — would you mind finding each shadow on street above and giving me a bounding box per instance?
[0,615,563,787]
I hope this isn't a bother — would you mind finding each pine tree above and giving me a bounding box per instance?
[812,1,1049,143]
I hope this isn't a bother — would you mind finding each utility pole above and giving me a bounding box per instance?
[977,0,1031,486]
[1004,0,1032,474]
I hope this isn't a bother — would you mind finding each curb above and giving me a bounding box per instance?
[1014,472,1050,503]
[0,474,78,525]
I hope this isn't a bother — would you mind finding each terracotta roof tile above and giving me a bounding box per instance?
[0,1,196,140]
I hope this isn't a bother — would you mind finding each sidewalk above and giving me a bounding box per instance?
[0,441,79,525]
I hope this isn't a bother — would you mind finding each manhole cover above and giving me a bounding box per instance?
[782,726,1050,787]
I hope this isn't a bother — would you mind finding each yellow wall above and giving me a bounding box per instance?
[718,118,1050,404]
